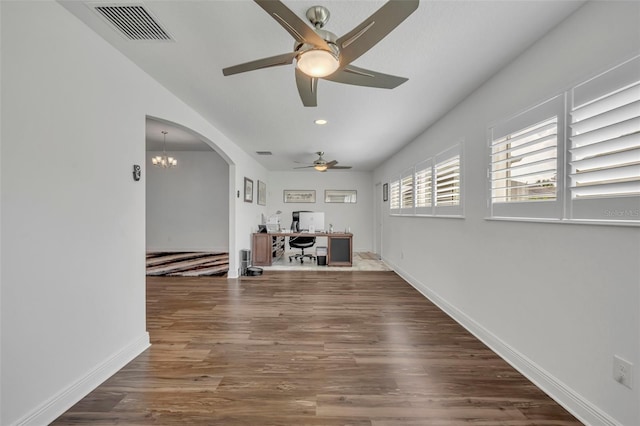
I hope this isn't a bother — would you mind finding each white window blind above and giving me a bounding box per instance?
[490,117,558,203]
[386,143,464,218]
[569,56,640,222]
[434,143,464,216]
[415,159,433,214]
[400,169,414,213]
[488,95,564,220]
[435,156,460,206]
[570,83,640,199]
[389,178,400,211]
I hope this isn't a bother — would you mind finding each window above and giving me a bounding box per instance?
[434,144,464,216]
[569,56,640,222]
[488,95,565,219]
[415,159,433,214]
[400,169,414,214]
[389,178,400,211]
[435,155,461,206]
[487,55,639,224]
[387,142,464,217]
[490,117,558,203]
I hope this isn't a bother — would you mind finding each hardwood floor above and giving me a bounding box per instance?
[53,271,582,425]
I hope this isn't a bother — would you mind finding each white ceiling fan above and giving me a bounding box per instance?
[294,152,352,172]
[222,0,419,106]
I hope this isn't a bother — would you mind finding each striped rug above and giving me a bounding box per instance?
[146,252,229,277]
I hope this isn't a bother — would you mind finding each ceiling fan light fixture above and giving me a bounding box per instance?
[314,163,328,172]
[296,49,339,78]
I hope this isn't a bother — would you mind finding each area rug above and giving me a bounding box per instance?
[146,252,229,276]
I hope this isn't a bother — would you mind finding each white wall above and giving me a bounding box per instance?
[146,150,229,252]
[0,2,266,424]
[268,171,374,252]
[375,2,640,425]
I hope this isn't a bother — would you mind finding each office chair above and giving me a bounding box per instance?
[289,211,316,263]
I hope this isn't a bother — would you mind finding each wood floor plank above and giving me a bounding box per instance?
[52,271,582,425]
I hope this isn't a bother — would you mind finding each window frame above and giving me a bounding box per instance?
[434,144,464,217]
[414,158,434,215]
[389,176,401,214]
[400,168,415,215]
[387,141,464,219]
[567,56,640,223]
[487,95,566,220]
[486,54,639,226]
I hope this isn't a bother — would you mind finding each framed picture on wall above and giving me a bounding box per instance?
[383,183,388,202]
[325,190,357,203]
[244,177,253,203]
[283,190,316,203]
[257,180,266,206]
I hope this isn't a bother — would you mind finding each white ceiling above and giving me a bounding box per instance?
[60,0,584,171]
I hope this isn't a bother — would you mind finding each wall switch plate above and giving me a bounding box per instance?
[613,355,633,389]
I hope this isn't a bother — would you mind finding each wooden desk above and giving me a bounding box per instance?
[252,232,353,267]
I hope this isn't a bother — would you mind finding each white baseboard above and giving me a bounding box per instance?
[384,258,621,426]
[14,333,150,426]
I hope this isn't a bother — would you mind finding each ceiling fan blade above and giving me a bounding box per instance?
[336,0,418,67]
[223,52,297,76]
[325,160,352,170]
[295,68,318,107]
[254,0,330,50]
[323,65,408,89]
[293,165,314,169]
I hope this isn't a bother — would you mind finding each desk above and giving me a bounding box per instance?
[252,232,353,267]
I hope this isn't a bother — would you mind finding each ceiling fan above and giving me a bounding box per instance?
[222,0,419,107]
[294,152,352,172]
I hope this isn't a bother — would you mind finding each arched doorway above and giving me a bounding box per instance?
[145,116,234,276]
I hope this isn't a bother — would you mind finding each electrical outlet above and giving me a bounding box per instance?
[613,355,633,389]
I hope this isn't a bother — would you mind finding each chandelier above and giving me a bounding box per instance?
[152,131,177,168]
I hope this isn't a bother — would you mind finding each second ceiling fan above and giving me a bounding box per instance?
[223,0,419,106]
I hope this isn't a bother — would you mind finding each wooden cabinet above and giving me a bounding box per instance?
[252,233,285,266]
[252,233,272,266]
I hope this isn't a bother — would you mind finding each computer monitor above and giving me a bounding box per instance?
[298,212,324,232]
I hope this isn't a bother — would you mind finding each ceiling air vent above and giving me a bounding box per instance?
[93,4,173,41]
[256,151,273,156]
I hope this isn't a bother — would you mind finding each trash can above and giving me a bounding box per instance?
[316,246,327,266]
[240,249,251,276]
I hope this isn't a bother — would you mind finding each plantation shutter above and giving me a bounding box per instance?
[435,156,460,205]
[400,169,414,214]
[569,56,640,221]
[434,144,463,216]
[389,178,400,212]
[415,159,433,214]
[490,117,558,203]
[488,95,564,219]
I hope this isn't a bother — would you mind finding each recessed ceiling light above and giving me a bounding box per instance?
[314,119,328,125]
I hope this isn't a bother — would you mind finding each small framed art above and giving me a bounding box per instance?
[244,177,253,203]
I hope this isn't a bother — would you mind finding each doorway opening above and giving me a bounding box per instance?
[145,116,232,277]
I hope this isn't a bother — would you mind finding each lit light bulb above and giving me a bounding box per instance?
[297,49,339,78]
